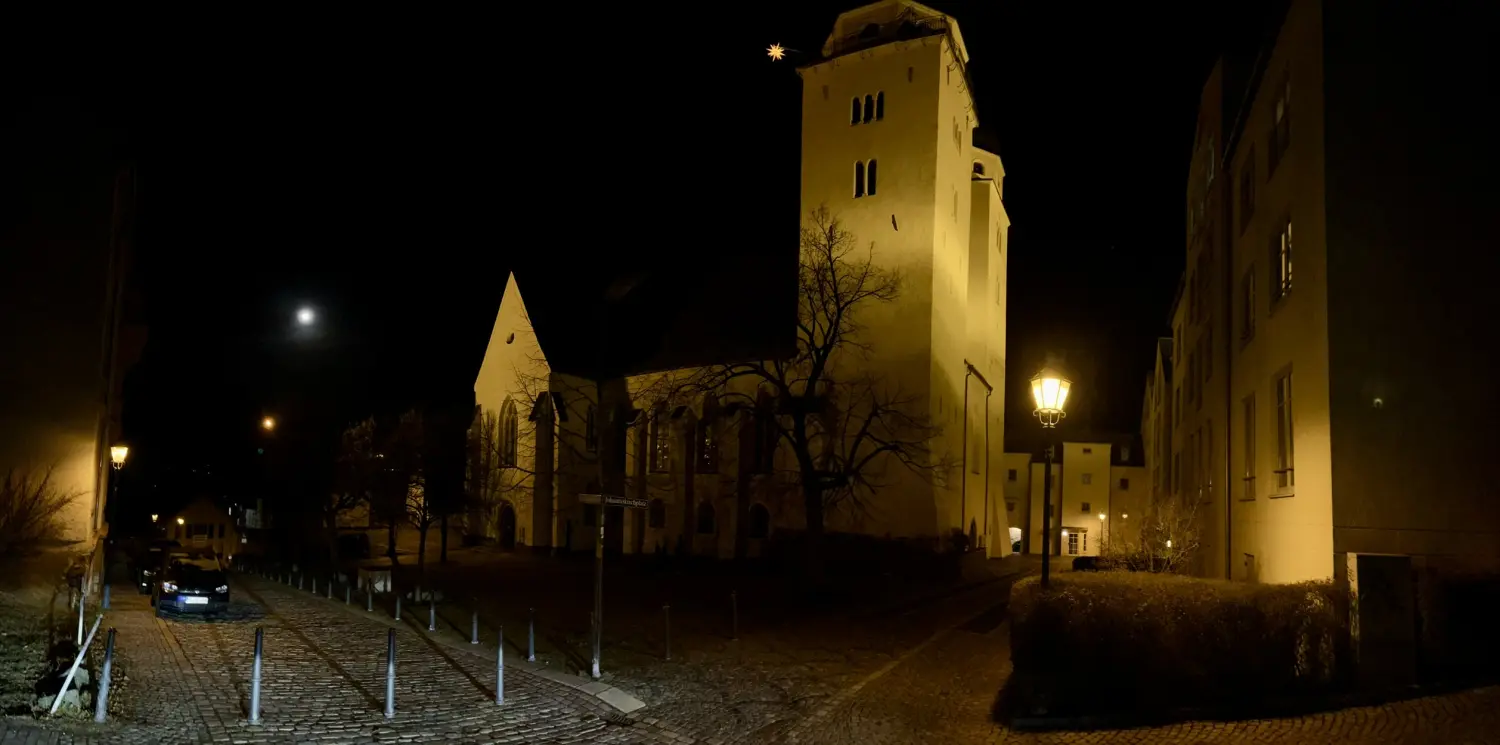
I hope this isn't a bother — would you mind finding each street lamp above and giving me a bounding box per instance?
[151,514,158,523]
[109,445,129,469]
[1031,365,1072,588]
[296,306,316,326]
[261,416,276,431]
[1098,512,1107,553]
[176,517,185,526]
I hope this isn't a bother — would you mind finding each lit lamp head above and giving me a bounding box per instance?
[1099,512,1107,521]
[110,445,129,469]
[176,517,186,526]
[150,513,159,523]
[261,416,276,431]
[1030,366,1071,428]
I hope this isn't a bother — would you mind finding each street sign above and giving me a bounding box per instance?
[577,494,648,509]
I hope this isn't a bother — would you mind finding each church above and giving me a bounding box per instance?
[470,0,1012,560]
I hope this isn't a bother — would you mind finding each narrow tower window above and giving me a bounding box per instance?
[875,92,885,120]
[851,98,861,125]
[866,159,877,196]
[853,161,865,198]
[863,94,874,123]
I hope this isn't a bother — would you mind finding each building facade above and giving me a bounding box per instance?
[1007,440,1145,558]
[1,119,143,591]
[471,1,1014,559]
[1168,0,1497,584]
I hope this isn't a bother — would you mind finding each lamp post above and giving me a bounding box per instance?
[1030,366,1071,588]
[1098,512,1107,553]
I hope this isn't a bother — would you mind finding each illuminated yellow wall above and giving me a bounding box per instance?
[472,272,545,549]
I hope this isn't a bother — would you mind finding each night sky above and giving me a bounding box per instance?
[17,2,1254,509]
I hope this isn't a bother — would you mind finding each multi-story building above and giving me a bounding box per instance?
[472,1,1014,558]
[1006,440,1145,557]
[1177,0,1496,584]
[1,117,143,591]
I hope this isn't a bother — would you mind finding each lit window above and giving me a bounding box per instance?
[1272,219,1293,300]
[649,407,670,472]
[696,418,717,473]
[1067,531,1081,555]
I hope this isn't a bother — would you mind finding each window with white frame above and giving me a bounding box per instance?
[1274,370,1295,491]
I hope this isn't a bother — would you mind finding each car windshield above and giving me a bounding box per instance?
[167,556,223,586]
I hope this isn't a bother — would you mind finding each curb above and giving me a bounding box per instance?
[237,574,648,715]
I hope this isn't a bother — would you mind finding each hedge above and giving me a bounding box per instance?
[1006,572,1345,718]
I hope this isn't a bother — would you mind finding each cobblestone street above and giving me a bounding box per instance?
[4,564,1499,744]
[8,574,676,744]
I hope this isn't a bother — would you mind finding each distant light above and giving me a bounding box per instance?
[110,445,130,467]
[262,416,276,431]
[296,307,316,326]
[1122,513,1128,519]
[1061,529,1068,537]
[177,517,186,525]
[767,43,786,61]
[151,513,159,523]
[1373,397,1384,409]
[1166,539,1173,549]
[1098,512,1106,521]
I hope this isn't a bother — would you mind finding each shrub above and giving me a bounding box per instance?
[0,468,81,557]
[1006,572,1345,718]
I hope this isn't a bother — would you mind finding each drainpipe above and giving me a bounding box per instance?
[963,361,994,547]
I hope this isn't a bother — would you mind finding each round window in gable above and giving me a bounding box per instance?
[506,333,515,344]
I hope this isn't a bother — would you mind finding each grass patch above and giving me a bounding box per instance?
[1003,572,1345,721]
[0,593,53,715]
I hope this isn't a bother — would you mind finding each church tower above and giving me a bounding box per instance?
[798,1,1010,550]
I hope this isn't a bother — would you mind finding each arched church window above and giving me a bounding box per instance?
[863,94,874,123]
[851,98,861,125]
[876,91,885,120]
[866,159,877,196]
[853,161,865,198]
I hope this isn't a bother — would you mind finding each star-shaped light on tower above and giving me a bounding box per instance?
[767,43,786,61]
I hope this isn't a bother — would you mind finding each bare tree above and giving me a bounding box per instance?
[690,207,949,581]
[329,418,379,566]
[365,410,423,565]
[1101,492,1202,573]
[0,467,81,557]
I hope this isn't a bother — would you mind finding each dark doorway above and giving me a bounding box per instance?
[498,503,517,550]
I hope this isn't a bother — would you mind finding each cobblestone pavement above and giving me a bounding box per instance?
[776,591,1500,745]
[6,575,678,744]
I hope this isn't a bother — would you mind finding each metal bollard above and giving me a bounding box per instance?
[395,594,402,622]
[311,577,317,595]
[664,604,672,661]
[249,626,264,725]
[495,625,505,705]
[731,590,739,640]
[471,611,479,644]
[327,578,333,599]
[345,585,351,605]
[384,628,396,719]
[77,591,85,646]
[298,574,304,591]
[366,580,374,612]
[527,608,536,662]
[415,584,421,603]
[428,600,436,632]
[93,628,116,723]
[103,584,111,610]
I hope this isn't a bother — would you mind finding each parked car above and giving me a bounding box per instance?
[154,551,229,613]
[137,539,182,594]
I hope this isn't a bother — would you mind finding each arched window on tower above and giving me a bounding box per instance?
[851,98,861,125]
[853,161,865,198]
[500,398,519,468]
[863,94,874,123]
[973,161,986,176]
[876,91,885,120]
[866,159,877,196]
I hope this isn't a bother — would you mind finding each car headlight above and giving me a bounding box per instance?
[162,582,177,592]
[215,585,229,593]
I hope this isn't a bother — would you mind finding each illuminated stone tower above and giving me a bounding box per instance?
[798,1,1011,551]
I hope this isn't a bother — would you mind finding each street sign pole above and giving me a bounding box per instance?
[580,491,648,681]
